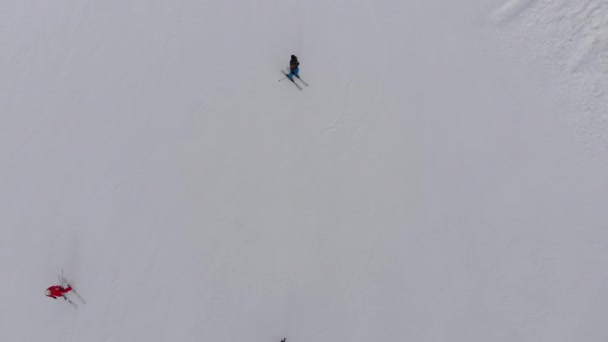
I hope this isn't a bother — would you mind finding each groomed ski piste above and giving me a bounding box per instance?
[1,1,608,341]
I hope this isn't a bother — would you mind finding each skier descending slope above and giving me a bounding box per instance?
[45,284,72,299]
[281,55,308,90]
[287,55,300,80]
[45,271,87,308]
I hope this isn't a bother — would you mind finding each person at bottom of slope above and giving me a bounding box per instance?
[45,284,72,299]
[287,55,300,80]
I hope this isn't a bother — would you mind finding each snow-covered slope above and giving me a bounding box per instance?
[492,0,608,154]
[1,1,607,341]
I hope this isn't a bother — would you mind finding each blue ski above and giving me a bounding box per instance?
[281,71,302,90]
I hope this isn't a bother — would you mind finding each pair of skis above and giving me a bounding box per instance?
[280,69,308,90]
[58,270,86,309]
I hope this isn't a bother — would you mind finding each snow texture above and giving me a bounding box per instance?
[493,0,608,155]
[1,1,607,341]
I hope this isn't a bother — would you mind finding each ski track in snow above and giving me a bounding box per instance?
[493,0,608,156]
[318,81,353,136]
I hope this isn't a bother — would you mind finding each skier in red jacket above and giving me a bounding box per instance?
[45,284,72,299]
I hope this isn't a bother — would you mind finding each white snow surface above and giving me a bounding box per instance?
[1,1,607,341]
[492,0,608,154]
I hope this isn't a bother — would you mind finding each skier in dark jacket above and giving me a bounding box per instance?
[287,55,300,80]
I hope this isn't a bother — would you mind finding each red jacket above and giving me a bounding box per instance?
[45,285,72,299]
